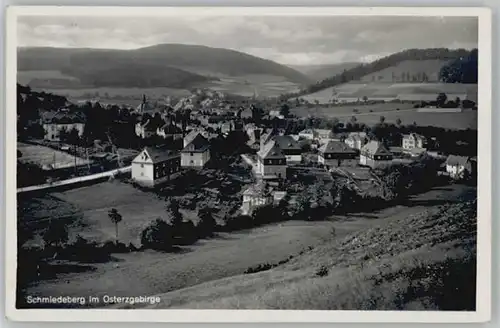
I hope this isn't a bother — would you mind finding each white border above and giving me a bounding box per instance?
[4,6,492,323]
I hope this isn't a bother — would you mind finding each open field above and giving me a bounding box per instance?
[19,182,475,307]
[30,86,193,107]
[292,104,477,130]
[19,181,182,246]
[297,82,478,104]
[138,185,477,310]
[359,59,447,83]
[197,74,302,98]
[17,142,92,169]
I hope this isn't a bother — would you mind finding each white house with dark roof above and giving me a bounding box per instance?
[402,133,427,150]
[298,129,315,140]
[135,119,157,139]
[256,140,287,180]
[445,155,472,179]
[156,122,183,140]
[318,141,358,168]
[345,132,368,150]
[41,111,86,141]
[181,133,211,168]
[241,181,273,215]
[360,141,393,168]
[314,129,336,145]
[132,147,181,187]
[270,135,303,164]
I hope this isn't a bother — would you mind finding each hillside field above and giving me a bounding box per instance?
[359,59,449,83]
[292,104,477,130]
[297,82,478,104]
[18,181,475,308]
[136,186,477,310]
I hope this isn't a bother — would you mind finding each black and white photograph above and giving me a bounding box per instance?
[5,6,492,323]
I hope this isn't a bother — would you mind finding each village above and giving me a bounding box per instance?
[18,85,477,224]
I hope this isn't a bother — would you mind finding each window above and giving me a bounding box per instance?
[190,152,194,156]
[141,164,144,168]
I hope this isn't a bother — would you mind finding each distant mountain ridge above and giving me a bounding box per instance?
[290,62,361,81]
[17,44,311,90]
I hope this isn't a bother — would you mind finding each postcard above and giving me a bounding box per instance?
[4,6,492,323]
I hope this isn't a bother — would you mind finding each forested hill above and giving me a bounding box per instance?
[17,44,311,89]
[282,48,478,100]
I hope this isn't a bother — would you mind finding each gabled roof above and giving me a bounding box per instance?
[446,155,470,166]
[137,119,156,131]
[271,135,301,151]
[257,140,286,160]
[299,129,314,135]
[134,147,180,164]
[361,141,392,156]
[260,128,277,144]
[402,133,427,142]
[346,132,368,143]
[41,111,86,124]
[319,141,357,154]
[243,181,271,197]
[184,130,201,146]
[158,123,182,134]
[182,134,210,153]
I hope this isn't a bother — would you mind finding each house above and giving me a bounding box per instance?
[156,121,183,140]
[220,121,234,135]
[445,155,472,179]
[41,111,86,141]
[359,141,393,168]
[131,147,181,187]
[135,120,156,139]
[260,128,278,149]
[181,133,211,168]
[240,181,273,215]
[245,124,263,150]
[269,135,303,164]
[240,182,287,215]
[402,133,427,150]
[318,141,358,168]
[345,132,368,150]
[298,129,315,140]
[269,110,284,119]
[314,129,335,144]
[256,140,287,180]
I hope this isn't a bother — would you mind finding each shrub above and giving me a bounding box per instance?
[244,262,275,274]
[58,235,114,263]
[42,220,69,249]
[251,204,285,225]
[197,207,217,238]
[223,215,254,231]
[140,219,174,251]
[316,265,329,277]
[173,220,198,245]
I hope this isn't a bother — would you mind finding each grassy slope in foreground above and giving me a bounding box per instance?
[140,201,477,310]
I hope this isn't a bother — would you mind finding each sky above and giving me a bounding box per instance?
[17,15,478,66]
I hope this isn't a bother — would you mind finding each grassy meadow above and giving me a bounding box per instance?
[291,103,477,130]
[133,185,477,310]
[18,180,476,308]
[17,142,92,169]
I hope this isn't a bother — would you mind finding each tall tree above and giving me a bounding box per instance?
[108,208,123,244]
